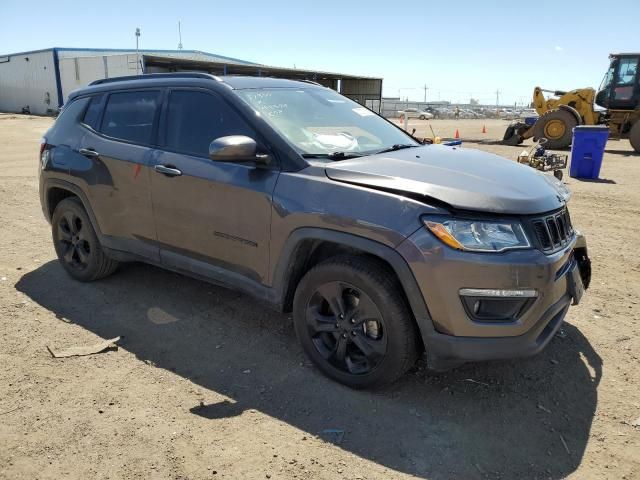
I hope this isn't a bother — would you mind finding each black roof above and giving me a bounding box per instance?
[88,72,321,89]
[221,76,321,89]
[69,73,323,101]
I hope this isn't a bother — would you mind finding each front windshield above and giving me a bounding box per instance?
[236,87,417,156]
[599,63,615,92]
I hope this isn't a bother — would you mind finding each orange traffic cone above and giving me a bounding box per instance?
[454,129,460,139]
[482,125,487,134]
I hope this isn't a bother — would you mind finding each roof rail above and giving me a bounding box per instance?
[300,79,323,86]
[89,72,218,86]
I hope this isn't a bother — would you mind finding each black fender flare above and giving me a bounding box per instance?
[271,228,436,339]
[42,178,103,238]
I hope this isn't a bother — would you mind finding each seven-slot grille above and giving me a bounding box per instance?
[531,208,574,252]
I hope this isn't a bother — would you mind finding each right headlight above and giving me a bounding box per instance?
[423,217,531,253]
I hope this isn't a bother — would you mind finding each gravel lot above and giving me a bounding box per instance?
[1,114,639,479]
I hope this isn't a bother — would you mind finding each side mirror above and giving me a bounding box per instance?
[208,135,270,165]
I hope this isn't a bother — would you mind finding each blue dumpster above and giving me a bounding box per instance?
[569,125,609,179]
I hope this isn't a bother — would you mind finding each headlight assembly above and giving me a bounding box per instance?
[423,217,531,253]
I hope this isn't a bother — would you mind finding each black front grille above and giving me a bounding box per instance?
[531,208,574,253]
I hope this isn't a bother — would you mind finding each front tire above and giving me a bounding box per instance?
[293,256,420,388]
[51,197,118,282]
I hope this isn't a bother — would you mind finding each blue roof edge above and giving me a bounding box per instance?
[0,47,258,66]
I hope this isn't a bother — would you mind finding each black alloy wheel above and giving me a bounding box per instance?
[51,197,118,281]
[56,211,91,271]
[305,280,387,375]
[293,256,420,388]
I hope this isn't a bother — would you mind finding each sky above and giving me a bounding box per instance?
[2,0,639,105]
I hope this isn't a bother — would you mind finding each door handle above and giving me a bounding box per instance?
[79,148,100,158]
[154,164,182,177]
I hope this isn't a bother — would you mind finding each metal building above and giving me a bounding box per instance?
[0,47,383,115]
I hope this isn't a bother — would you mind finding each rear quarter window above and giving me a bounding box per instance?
[81,94,104,130]
[46,97,90,139]
[100,90,161,144]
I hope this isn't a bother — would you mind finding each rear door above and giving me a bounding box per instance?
[78,89,162,260]
[149,88,279,284]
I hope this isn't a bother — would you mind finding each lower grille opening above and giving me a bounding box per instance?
[461,296,535,323]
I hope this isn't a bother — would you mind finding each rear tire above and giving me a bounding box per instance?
[533,109,577,149]
[293,255,420,389]
[630,121,640,153]
[52,197,118,282]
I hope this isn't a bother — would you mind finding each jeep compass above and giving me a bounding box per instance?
[39,73,591,388]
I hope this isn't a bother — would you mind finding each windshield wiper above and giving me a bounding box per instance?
[374,144,419,154]
[302,151,366,160]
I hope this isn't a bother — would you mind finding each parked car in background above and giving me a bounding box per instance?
[520,108,539,119]
[398,108,434,120]
[435,107,454,119]
[517,108,540,126]
[459,109,485,119]
[498,109,518,120]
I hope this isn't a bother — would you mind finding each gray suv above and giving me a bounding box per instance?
[39,73,591,388]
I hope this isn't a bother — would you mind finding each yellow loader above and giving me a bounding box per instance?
[503,53,640,152]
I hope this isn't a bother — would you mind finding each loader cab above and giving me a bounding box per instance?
[596,54,640,110]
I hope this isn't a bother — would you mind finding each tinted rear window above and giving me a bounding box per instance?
[100,91,160,144]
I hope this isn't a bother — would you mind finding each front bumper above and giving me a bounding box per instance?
[423,293,571,370]
[397,228,588,369]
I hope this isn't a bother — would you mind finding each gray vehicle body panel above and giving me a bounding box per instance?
[325,145,565,215]
[39,74,586,370]
[397,228,576,338]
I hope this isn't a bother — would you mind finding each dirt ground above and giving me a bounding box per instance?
[1,114,639,480]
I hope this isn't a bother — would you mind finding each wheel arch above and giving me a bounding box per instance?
[272,228,435,342]
[43,179,103,238]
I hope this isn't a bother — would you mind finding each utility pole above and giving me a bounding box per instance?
[135,28,141,75]
[423,84,428,103]
[495,89,500,108]
[178,21,183,50]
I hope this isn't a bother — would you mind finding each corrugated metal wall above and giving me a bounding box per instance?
[1,48,383,114]
[0,51,57,115]
[59,54,139,102]
[340,78,383,106]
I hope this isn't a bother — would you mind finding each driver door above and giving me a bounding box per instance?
[149,88,279,284]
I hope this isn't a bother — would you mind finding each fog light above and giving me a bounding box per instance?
[460,289,537,323]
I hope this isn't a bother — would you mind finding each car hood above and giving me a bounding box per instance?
[324,145,569,215]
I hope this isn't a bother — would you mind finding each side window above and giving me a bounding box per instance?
[165,90,255,157]
[100,90,160,144]
[82,94,104,130]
